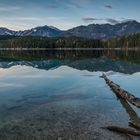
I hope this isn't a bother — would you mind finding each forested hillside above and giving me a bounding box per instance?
[0,33,140,49]
[0,36,103,48]
[105,33,140,48]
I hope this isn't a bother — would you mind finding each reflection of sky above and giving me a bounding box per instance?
[0,64,140,122]
[0,65,95,92]
[0,65,105,98]
[0,65,140,91]
[0,65,140,103]
[109,72,140,97]
[0,65,103,105]
[0,68,8,74]
[0,65,96,79]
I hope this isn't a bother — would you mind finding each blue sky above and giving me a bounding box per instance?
[0,0,140,30]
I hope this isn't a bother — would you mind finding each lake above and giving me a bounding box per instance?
[0,50,140,140]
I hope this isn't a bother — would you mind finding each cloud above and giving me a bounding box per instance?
[47,4,58,9]
[121,18,136,23]
[54,21,81,30]
[2,16,41,21]
[46,17,64,20]
[105,5,113,9]
[0,6,21,12]
[82,17,103,23]
[13,17,40,21]
[106,18,119,24]
[62,0,83,9]
[0,20,33,30]
[82,17,136,25]
[106,18,136,24]
[0,83,25,88]
[82,17,97,22]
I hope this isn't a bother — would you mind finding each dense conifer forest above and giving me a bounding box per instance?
[0,33,140,49]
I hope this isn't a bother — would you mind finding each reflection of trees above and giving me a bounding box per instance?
[0,50,104,60]
[104,50,140,64]
[0,50,139,63]
[0,50,140,74]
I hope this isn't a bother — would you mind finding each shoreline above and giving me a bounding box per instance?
[0,48,140,51]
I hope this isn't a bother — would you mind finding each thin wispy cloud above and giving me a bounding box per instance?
[2,16,41,21]
[12,17,40,21]
[82,17,102,23]
[0,20,32,30]
[2,16,65,21]
[63,0,83,9]
[106,18,119,24]
[105,5,113,9]
[82,17,129,25]
[0,5,21,12]
[121,18,136,23]
[106,18,136,24]
[46,17,64,20]
[47,4,58,9]
[81,17,137,25]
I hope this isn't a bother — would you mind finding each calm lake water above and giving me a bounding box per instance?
[0,50,140,140]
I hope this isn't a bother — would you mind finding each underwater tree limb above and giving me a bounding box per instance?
[102,73,140,108]
[103,126,140,136]
[101,73,140,139]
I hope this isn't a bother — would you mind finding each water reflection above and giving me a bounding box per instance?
[0,50,140,63]
[0,51,140,74]
[0,50,140,140]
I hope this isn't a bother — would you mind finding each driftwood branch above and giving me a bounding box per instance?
[101,73,140,139]
[102,73,140,108]
[119,98,140,129]
[103,126,140,136]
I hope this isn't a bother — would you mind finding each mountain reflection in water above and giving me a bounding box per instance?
[0,50,140,140]
[0,50,140,74]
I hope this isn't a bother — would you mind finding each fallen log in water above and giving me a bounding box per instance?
[102,73,140,108]
[102,109,140,137]
[101,73,140,138]
[102,126,140,136]
[119,98,140,130]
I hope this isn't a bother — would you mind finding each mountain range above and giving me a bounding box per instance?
[0,20,140,39]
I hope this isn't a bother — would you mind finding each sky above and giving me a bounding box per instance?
[0,0,140,31]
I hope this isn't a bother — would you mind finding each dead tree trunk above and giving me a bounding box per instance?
[102,73,140,108]
[101,73,140,138]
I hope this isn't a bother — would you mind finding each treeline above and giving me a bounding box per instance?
[0,33,140,48]
[104,33,140,48]
[0,36,103,48]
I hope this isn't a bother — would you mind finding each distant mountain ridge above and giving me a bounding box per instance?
[63,20,140,39]
[15,25,62,37]
[0,27,15,36]
[1,20,140,39]
[0,25,62,37]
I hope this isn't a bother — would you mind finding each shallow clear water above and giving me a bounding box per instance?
[0,51,140,140]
